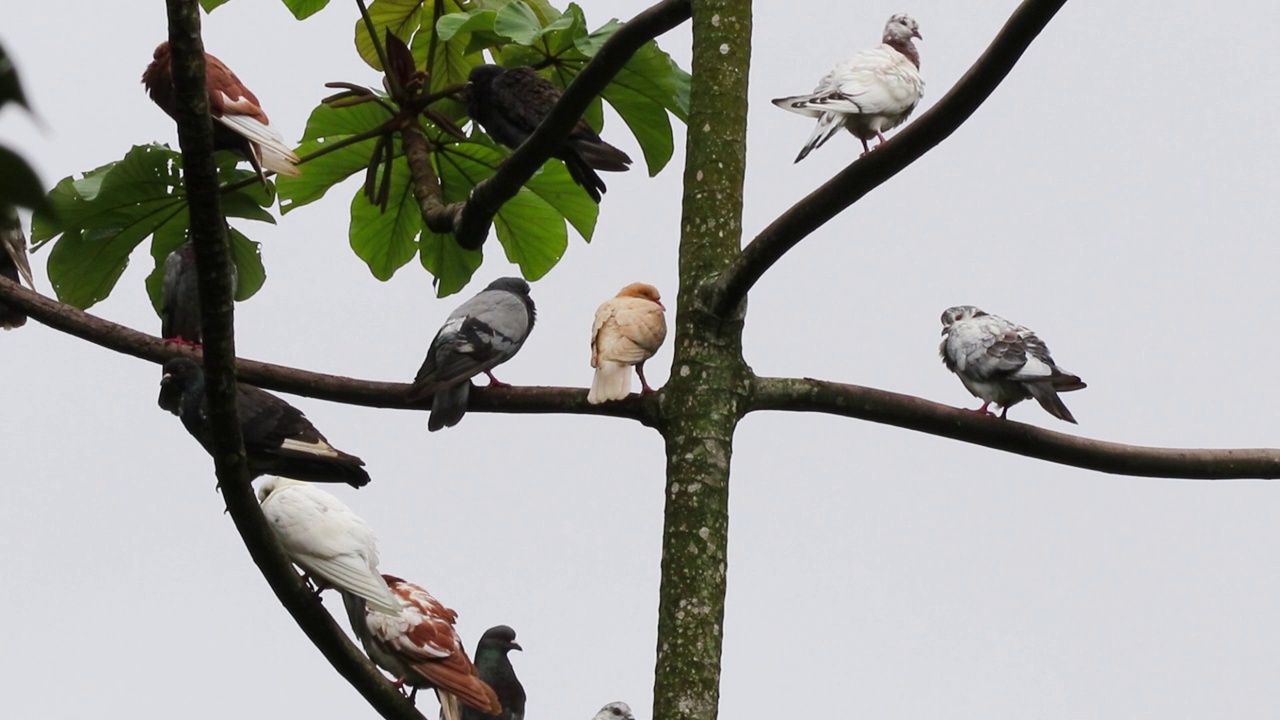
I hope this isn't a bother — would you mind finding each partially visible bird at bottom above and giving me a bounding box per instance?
[592,702,636,720]
[460,625,525,720]
[409,277,536,431]
[464,64,631,203]
[939,305,1086,423]
[159,240,238,347]
[159,357,372,486]
[0,205,35,330]
[257,477,402,614]
[772,14,924,162]
[588,282,667,404]
[342,576,500,720]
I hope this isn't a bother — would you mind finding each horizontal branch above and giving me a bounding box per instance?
[0,276,653,424]
[450,0,693,249]
[751,377,1280,480]
[711,0,1068,317]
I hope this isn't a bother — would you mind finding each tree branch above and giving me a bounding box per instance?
[751,377,1280,480]
[449,0,693,249]
[711,0,1068,317]
[0,277,653,425]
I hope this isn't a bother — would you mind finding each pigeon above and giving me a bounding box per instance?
[939,305,1087,424]
[592,703,636,720]
[408,277,536,432]
[460,625,526,720]
[257,477,402,615]
[159,240,238,347]
[0,205,35,330]
[465,64,632,203]
[772,14,924,161]
[588,282,667,404]
[142,41,301,182]
[159,357,372,486]
[342,575,501,720]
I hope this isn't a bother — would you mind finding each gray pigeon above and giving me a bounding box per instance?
[160,241,239,346]
[772,14,924,161]
[591,703,636,720]
[409,278,536,432]
[465,64,632,203]
[460,625,525,720]
[0,205,35,330]
[939,305,1086,423]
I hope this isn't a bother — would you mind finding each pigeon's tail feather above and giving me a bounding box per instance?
[0,262,26,329]
[429,383,471,432]
[438,690,462,720]
[571,138,632,172]
[1026,382,1078,424]
[303,556,402,615]
[216,115,302,177]
[413,667,500,718]
[562,154,606,203]
[588,361,632,404]
[794,112,844,163]
[340,592,373,644]
[1051,372,1087,393]
[266,449,372,488]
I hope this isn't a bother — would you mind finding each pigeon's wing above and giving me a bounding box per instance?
[414,291,531,390]
[204,55,300,177]
[946,316,1030,380]
[490,67,560,134]
[260,484,400,614]
[594,298,666,365]
[160,244,201,342]
[1,206,34,289]
[238,385,327,450]
[819,47,922,119]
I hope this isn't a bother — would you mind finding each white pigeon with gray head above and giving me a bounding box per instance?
[772,13,923,161]
[256,477,402,615]
[0,204,35,330]
[592,703,636,720]
[939,305,1086,424]
[409,277,536,431]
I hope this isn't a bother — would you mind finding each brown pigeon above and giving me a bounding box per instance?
[588,282,667,403]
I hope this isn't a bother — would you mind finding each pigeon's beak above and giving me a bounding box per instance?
[940,326,949,336]
[160,372,172,386]
[913,29,922,40]
[510,641,523,651]
[657,300,666,311]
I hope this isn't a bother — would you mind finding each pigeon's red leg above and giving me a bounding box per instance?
[637,362,655,395]
[965,402,996,417]
[875,130,889,148]
[859,138,872,156]
[484,371,511,388]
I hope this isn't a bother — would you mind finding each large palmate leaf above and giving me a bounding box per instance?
[31,144,273,311]
[277,101,396,213]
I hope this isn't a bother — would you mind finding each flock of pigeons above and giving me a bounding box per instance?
[0,12,1097,718]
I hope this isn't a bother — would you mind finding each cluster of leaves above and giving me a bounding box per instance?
[30,145,270,311]
[0,43,48,215]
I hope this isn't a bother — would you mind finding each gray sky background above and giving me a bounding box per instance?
[3,1,1279,718]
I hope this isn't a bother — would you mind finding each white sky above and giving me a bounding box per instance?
[3,1,1280,718]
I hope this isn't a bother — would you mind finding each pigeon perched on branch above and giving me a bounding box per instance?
[159,241,238,347]
[257,477,401,614]
[0,205,35,330]
[409,278,536,432]
[142,41,301,182]
[159,357,371,486]
[939,305,1086,423]
[465,64,632,203]
[343,575,501,720]
[772,14,924,161]
[588,283,667,404]
[461,625,526,720]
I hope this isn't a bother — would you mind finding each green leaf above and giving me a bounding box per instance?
[493,0,544,45]
[348,159,420,280]
[355,0,426,70]
[420,229,482,297]
[436,9,505,56]
[277,102,394,213]
[282,0,331,20]
[200,0,233,12]
[228,226,266,301]
[409,0,476,99]
[0,147,50,215]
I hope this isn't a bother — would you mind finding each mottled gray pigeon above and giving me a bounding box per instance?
[0,205,35,330]
[341,575,500,720]
[465,64,632,203]
[591,703,636,720]
[772,14,924,161]
[939,305,1086,423]
[461,626,526,720]
[159,240,238,346]
[159,357,371,486]
[409,278,536,432]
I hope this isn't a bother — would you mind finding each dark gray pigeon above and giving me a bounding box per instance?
[939,305,1086,423]
[0,205,35,330]
[465,64,632,203]
[159,357,371,486]
[409,277,535,432]
[461,625,526,720]
[160,240,239,346]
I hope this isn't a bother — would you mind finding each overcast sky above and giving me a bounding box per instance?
[4,1,1280,718]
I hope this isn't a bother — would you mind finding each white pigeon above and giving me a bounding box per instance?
[592,702,636,720]
[939,305,1087,424]
[588,282,668,404]
[256,477,402,615]
[772,13,924,161]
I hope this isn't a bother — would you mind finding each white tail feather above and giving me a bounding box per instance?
[215,115,301,176]
[588,361,632,404]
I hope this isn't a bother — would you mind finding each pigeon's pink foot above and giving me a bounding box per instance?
[163,337,203,349]
[965,402,996,417]
[637,365,657,395]
[484,371,511,388]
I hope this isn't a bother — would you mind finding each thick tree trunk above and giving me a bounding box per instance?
[652,1,752,719]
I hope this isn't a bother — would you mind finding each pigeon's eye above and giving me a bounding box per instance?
[611,711,622,717]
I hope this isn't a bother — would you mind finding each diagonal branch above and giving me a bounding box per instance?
[751,377,1280,479]
[711,0,1068,317]
[449,0,693,249]
[0,277,654,426]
